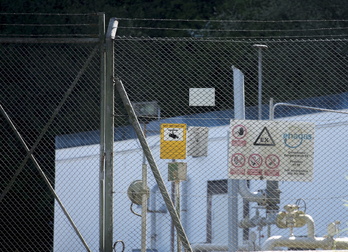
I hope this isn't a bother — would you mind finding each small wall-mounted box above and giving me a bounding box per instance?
[187,126,209,157]
[168,162,187,182]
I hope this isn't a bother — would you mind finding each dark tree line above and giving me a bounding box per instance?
[1,0,347,37]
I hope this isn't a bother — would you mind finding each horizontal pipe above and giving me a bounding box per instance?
[334,238,348,250]
[272,102,348,119]
[192,243,261,251]
[191,236,348,252]
[262,236,330,250]
[239,211,277,229]
[192,244,228,251]
[238,180,265,204]
[263,235,348,251]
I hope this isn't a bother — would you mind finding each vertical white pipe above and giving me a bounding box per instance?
[304,214,315,238]
[258,48,263,120]
[228,66,246,252]
[232,66,245,118]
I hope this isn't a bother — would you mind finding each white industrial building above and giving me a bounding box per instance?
[54,104,348,251]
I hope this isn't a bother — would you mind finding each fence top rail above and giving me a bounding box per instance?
[0,37,100,44]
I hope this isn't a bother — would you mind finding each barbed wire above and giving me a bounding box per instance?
[116,35,348,40]
[118,26,348,33]
[0,34,99,38]
[2,14,347,38]
[116,18,348,38]
[117,17,348,23]
[0,24,98,27]
[0,12,98,16]
[2,14,348,23]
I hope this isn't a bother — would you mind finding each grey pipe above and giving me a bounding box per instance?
[182,179,188,232]
[238,181,265,204]
[265,98,280,238]
[141,164,148,252]
[150,185,159,250]
[252,44,268,120]
[239,210,277,229]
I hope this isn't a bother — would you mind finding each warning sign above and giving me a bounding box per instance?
[231,153,246,168]
[248,154,263,168]
[232,124,247,139]
[254,127,275,146]
[228,120,315,181]
[231,124,247,147]
[160,124,187,159]
[265,154,280,169]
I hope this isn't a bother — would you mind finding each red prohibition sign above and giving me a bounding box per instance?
[231,153,246,168]
[232,124,247,139]
[248,154,263,168]
[266,154,280,169]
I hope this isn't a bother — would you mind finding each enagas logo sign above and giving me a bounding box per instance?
[283,125,313,149]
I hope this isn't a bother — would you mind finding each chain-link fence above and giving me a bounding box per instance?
[0,13,103,252]
[2,15,348,252]
[108,37,348,252]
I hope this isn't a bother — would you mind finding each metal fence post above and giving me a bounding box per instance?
[99,12,106,252]
[104,18,118,252]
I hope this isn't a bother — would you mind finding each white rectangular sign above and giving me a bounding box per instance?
[228,120,315,181]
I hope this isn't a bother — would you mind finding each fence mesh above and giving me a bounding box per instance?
[1,41,101,251]
[111,37,348,252]
[1,16,348,252]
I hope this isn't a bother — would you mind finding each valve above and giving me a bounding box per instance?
[127,180,150,205]
[276,204,306,236]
